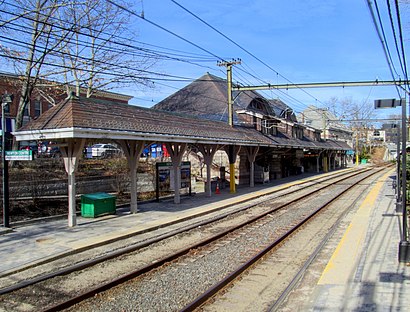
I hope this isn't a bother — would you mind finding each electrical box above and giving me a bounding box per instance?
[81,192,116,218]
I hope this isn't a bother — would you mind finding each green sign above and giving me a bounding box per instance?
[5,150,33,161]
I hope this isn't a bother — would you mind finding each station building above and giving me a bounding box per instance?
[11,73,351,226]
[153,73,351,185]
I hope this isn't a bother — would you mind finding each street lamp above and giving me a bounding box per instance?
[2,94,13,228]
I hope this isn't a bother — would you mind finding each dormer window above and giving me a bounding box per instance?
[292,126,303,139]
[262,119,277,135]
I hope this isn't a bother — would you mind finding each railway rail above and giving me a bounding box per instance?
[0,166,389,311]
[183,167,389,311]
[0,167,364,285]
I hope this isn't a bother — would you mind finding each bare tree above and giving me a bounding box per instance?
[325,96,376,129]
[54,0,155,97]
[0,0,155,131]
[0,0,71,132]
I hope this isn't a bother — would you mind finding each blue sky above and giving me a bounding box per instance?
[120,0,408,120]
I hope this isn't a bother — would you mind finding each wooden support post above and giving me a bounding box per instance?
[197,144,220,197]
[245,146,259,187]
[60,139,86,227]
[323,154,328,173]
[118,140,146,214]
[165,143,187,204]
[224,145,241,193]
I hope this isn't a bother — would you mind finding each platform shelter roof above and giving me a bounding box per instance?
[13,93,350,151]
[13,95,275,146]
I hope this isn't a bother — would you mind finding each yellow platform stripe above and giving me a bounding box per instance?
[318,169,393,285]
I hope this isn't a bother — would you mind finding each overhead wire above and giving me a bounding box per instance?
[106,0,226,62]
[393,0,409,88]
[0,5,217,63]
[366,0,402,97]
[1,0,335,114]
[386,0,406,79]
[0,2,230,90]
[373,0,402,78]
[169,0,325,107]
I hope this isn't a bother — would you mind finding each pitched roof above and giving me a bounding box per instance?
[301,106,352,133]
[15,95,274,146]
[152,73,296,125]
[0,71,133,103]
[14,87,350,151]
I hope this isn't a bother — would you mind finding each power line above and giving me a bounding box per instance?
[106,0,226,62]
[393,0,409,87]
[0,6,217,63]
[386,0,406,79]
[366,0,402,97]
[169,0,325,106]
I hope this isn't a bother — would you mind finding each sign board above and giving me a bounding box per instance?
[374,99,404,109]
[0,118,15,134]
[5,150,33,161]
[156,161,191,191]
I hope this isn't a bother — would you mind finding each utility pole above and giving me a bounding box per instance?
[1,94,13,228]
[217,59,241,194]
[217,59,241,127]
[399,97,409,262]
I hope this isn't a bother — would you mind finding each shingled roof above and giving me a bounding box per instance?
[152,73,296,125]
[14,92,350,151]
[14,95,274,146]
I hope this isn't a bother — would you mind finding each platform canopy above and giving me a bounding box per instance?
[12,95,350,227]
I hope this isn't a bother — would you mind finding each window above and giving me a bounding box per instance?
[292,127,303,139]
[23,103,29,117]
[34,100,41,117]
[261,119,277,136]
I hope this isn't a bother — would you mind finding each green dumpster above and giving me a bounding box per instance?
[81,192,117,217]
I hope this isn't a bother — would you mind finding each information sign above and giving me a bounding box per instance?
[156,161,191,191]
[5,150,33,161]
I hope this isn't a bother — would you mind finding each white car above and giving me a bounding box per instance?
[88,144,121,158]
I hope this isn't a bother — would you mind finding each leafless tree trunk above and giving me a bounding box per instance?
[55,0,155,98]
[0,0,71,133]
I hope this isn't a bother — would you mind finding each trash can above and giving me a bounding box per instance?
[361,159,367,164]
[81,192,116,217]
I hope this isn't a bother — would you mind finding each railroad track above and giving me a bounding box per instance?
[182,166,390,311]
[0,167,364,283]
[0,166,388,311]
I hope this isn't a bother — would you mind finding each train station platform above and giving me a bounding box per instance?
[0,169,332,275]
[0,166,409,311]
[283,168,410,311]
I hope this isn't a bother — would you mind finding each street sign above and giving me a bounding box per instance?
[374,99,403,109]
[5,150,33,161]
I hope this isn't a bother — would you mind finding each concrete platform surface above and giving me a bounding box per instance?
[303,169,410,311]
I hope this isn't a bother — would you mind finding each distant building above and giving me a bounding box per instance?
[0,71,132,127]
[299,106,353,144]
[368,129,386,144]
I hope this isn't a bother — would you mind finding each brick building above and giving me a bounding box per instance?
[0,71,132,128]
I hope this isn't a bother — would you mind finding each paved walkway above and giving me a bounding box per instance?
[305,169,410,311]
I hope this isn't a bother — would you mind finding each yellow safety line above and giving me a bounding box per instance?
[318,169,393,285]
